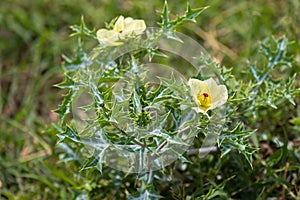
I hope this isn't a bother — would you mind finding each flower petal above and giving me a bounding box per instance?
[124,17,134,24]
[205,78,228,110]
[123,19,146,35]
[96,29,122,46]
[188,78,209,98]
[113,16,125,33]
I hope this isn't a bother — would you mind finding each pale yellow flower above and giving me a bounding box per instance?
[188,78,228,113]
[96,16,146,46]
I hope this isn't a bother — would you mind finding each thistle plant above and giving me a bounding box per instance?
[54,1,299,199]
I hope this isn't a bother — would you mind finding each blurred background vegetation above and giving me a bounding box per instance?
[0,0,299,199]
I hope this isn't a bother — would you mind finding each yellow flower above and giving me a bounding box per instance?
[96,16,146,46]
[188,78,228,113]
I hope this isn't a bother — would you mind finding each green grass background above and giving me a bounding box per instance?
[0,0,299,199]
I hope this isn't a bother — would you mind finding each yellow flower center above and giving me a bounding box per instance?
[196,92,211,111]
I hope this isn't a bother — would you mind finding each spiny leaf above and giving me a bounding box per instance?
[260,36,292,72]
[158,1,207,31]
[159,0,170,30]
[70,16,97,39]
[265,83,278,109]
[169,5,208,29]
[80,145,109,173]
[57,126,80,143]
[54,75,76,89]
[147,48,168,62]
[182,3,208,23]
[218,123,255,168]
[91,84,104,108]
[249,63,260,82]
[63,39,92,71]
[132,90,142,114]
[284,74,297,105]
[81,155,99,170]
[54,88,78,124]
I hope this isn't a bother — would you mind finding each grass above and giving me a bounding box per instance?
[0,0,299,199]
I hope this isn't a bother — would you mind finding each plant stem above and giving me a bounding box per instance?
[187,146,219,156]
[156,140,168,153]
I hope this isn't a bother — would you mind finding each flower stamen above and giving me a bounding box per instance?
[196,92,211,111]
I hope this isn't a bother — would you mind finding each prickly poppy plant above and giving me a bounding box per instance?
[54,1,299,199]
